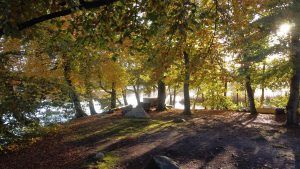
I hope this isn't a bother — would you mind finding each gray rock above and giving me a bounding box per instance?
[124,104,150,118]
[144,156,180,169]
[172,118,186,123]
[94,152,105,161]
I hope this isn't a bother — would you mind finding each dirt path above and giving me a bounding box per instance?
[0,110,299,169]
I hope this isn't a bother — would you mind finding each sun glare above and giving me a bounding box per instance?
[277,23,292,37]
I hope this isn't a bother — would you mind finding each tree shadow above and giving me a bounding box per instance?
[102,112,298,169]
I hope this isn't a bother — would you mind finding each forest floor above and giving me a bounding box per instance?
[0,109,299,169]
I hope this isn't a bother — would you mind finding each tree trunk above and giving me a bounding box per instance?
[244,90,248,107]
[63,57,87,118]
[193,87,200,111]
[260,63,266,108]
[236,90,239,105]
[111,82,117,109]
[122,89,128,106]
[168,86,173,105]
[133,85,141,105]
[245,73,257,114]
[224,79,227,97]
[286,17,300,126]
[172,85,178,106]
[88,99,97,115]
[183,51,191,115]
[156,80,166,111]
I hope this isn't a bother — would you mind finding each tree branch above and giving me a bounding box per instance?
[0,0,118,36]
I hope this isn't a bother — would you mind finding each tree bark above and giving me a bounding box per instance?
[122,89,128,106]
[286,16,300,126]
[111,82,117,109]
[63,57,87,118]
[245,72,257,114]
[260,63,266,108]
[0,0,118,36]
[168,86,173,105]
[224,79,227,97]
[156,80,166,111]
[236,90,239,105]
[88,99,97,115]
[133,85,141,105]
[193,87,200,111]
[183,51,191,115]
[172,86,177,106]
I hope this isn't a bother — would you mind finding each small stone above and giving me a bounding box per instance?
[94,152,105,161]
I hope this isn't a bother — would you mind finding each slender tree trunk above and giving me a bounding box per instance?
[117,98,122,105]
[84,78,97,115]
[172,86,177,106]
[224,79,227,97]
[122,89,128,106]
[183,51,191,115]
[260,63,266,108]
[286,17,300,126]
[202,93,207,109]
[245,72,257,114]
[63,57,87,118]
[88,99,97,115]
[157,80,166,111]
[168,86,173,105]
[193,87,200,111]
[236,90,239,105]
[111,82,116,109]
[133,85,141,105]
[244,90,247,107]
[260,87,265,108]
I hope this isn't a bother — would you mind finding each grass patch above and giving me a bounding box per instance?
[88,152,119,169]
[71,118,176,144]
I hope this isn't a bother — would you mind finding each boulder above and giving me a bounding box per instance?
[144,156,180,169]
[124,104,150,118]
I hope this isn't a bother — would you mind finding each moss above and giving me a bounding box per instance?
[88,152,119,169]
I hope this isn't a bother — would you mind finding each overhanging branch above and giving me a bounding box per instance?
[0,0,118,36]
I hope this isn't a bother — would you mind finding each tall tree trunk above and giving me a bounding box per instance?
[88,99,97,115]
[63,57,87,118]
[111,82,116,109]
[286,15,300,126]
[202,93,207,109]
[260,63,266,108]
[245,72,257,114]
[183,51,191,115]
[122,89,128,106]
[84,78,97,115]
[244,90,248,107]
[172,86,177,106]
[157,80,166,111]
[236,90,239,105]
[193,87,200,111]
[224,79,227,97]
[133,85,141,105]
[168,86,173,105]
